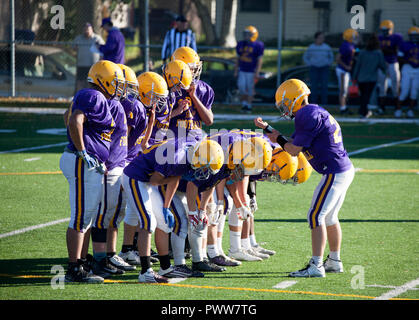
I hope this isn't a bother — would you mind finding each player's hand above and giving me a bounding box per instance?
[188,210,200,229]
[254,117,268,129]
[236,206,252,221]
[249,196,258,214]
[95,162,107,175]
[162,207,175,230]
[171,100,189,117]
[186,82,196,98]
[77,150,97,169]
[199,209,209,226]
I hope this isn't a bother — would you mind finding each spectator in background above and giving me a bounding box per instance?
[161,15,197,63]
[73,23,104,94]
[98,17,125,64]
[353,34,386,118]
[303,32,334,106]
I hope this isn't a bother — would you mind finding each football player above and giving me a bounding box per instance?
[122,137,224,282]
[118,71,162,267]
[60,60,125,283]
[160,139,227,273]
[395,26,419,118]
[234,26,264,113]
[377,20,404,114]
[336,28,358,115]
[207,131,272,262]
[255,78,355,278]
[169,47,214,141]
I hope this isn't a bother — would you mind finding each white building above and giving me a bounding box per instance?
[213,0,419,44]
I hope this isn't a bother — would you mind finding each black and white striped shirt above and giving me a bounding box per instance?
[161,28,197,61]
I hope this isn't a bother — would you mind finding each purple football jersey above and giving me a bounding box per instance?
[121,99,148,162]
[236,40,264,72]
[123,137,196,183]
[105,99,128,171]
[379,33,403,63]
[337,41,355,71]
[169,80,214,141]
[291,104,352,174]
[400,41,419,68]
[66,88,114,163]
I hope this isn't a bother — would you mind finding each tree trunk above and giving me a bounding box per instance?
[191,0,217,45]
[76,0,103,35]
[219,0,237,47]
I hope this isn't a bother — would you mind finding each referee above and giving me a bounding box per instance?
[161,15,197,63]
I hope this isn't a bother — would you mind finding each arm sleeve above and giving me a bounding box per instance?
[99,34,116,54]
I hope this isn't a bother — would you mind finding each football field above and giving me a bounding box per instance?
[0,110,418,301]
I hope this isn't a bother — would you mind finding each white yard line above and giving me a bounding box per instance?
[367,284,419,290]
[273,281,298,289]
[0,218,70,239]
[0,107,66,115]
[0,142,67,154]
[374,278,419,300]
[348,137,419,156]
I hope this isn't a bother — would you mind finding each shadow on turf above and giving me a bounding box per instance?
[0,257,286,286]
[255,218,419,223]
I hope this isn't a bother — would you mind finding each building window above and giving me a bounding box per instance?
[346,0,367,12]
[240,0,271,13]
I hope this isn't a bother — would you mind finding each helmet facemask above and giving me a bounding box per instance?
[275,90,308,120]
[189,142,221,181]
[125,81,139,103]
[190,61,202,83]
[142,82,168,112]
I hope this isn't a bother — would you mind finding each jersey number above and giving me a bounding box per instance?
[329,115,342,144]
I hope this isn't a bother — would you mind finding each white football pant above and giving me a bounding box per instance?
[378,62,400,97]
[399,64,419,101]
[60,152,103,232]
[307,165,355,229]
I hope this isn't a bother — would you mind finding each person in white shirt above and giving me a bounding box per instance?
[73,23,104,93]
[303,32,334,105]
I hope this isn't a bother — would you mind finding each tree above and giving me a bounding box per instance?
[191,0,237,46]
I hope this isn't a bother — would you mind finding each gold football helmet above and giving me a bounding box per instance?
[275,79,311,119]
[227,137,272,177]
[87,60,125,99]
[171,47,202,82]
[292,152,313,184]
[244,25,259,42]
[162,60,193,96]
[189,139,225,180]
[380,20,394,31]
[343,28,359,43]
[408,26,419,42]
[137,72,169,111]
[264,147,298,182]
[117,64,139,102]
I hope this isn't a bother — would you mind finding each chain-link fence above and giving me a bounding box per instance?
[0,0,341,105]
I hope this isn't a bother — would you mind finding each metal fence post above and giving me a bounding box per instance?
[277,0,283,88]
[10,0,15,97]
[144,0,149,72]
